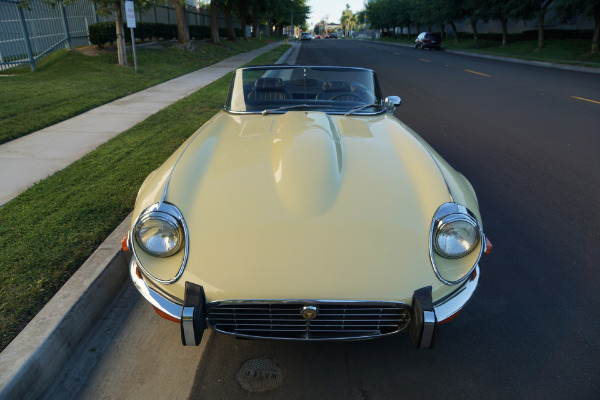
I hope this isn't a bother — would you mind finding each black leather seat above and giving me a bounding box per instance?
[246,78,292,102]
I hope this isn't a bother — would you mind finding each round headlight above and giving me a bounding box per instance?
[434,214,480,259]
[134,211,183,257]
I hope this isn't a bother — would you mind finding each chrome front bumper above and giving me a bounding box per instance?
[129,258,480,348]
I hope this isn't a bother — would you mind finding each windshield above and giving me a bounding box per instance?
[225,66,384,114]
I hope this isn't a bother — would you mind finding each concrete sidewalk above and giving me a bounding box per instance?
[0,41,284,206]
[0,41,300,400]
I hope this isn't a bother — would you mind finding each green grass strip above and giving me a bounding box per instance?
[0,44,290,352]
[0,39,269,145]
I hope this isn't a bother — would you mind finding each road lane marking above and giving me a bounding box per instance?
[465,69,490,77]
[394,52,401,55]
[571,96,600,105]
[419,59,431,62]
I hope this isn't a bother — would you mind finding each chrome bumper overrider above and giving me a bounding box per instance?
[129,258,480,348]
[129,258,183,318]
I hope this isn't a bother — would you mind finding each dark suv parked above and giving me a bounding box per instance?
[415,32,442,50]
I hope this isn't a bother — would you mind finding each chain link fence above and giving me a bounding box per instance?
[0,0,231,71]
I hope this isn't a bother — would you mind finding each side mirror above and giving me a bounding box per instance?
[385,96,402,113]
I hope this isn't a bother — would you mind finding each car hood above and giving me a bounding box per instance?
[134,111,472,303]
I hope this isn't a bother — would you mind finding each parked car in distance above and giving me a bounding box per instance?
[125,65,491,350]
[330,32,338,39]
[415,32,442,50]
[301,32,312,40]
[315,35,321,39]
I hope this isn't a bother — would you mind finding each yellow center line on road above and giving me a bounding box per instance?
[465,69,491,77]
[419,59,431,63]
[572,96,600,105]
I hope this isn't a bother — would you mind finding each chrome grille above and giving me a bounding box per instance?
[207,301,411,340]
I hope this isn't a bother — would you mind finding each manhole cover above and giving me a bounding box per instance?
[235,358,283,393]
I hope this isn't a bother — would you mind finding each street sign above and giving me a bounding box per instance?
[125,0,136,28]
[125,0,137,72]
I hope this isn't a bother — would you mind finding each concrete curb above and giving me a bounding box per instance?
[276,39,300,65]
[0,215,132,400]
[444,48,600,74]
[0,41,296,400]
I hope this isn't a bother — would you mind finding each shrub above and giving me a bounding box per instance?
[89,22,117,47]
[521,29,594,41]
[89,22,217,45]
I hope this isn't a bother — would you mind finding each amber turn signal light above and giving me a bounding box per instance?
[121,234,129,252]
[485,237,492,254]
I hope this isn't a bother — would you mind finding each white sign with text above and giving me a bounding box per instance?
[125,0,136,28]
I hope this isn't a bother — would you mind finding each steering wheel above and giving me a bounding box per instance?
[328,93,364,102]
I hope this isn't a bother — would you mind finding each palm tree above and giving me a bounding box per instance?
[340,4,357,37]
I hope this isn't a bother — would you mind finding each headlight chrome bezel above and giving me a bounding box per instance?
[131,202,189,285]
[430,203,484,285]
[433,213,480,259]
[134,211,184,257]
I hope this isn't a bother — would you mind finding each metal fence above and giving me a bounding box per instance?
[0,0,231,71]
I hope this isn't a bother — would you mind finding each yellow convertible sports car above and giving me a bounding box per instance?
[125,65,491,348]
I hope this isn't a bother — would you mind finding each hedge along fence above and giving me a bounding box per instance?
[88,22,243,46]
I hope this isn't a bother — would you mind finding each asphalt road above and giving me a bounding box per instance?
[45,40,600,400]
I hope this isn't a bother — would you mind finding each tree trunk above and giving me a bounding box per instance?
[173,0,190,45]
[210,0,221,45]
[535,10,545,51]
[450,21,459,44]
[223,1,236,41]
[252,5,258,38]
[470,18,478,44]
[114,0,127,66]
[239,0,248,40]
[593,14,600,53]
[501,17,508,46]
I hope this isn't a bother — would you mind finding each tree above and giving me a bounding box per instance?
[554,0,600,53]
[210,0,221,44]
[41,0,158,67]
[392,0,414,38]
[232,0,249,40]
[248,0,266,38]
[481,0,515,46]
[340,4,357,37]
[173,0,190,47]
[464,0,487,43]
[435,0,467,43]
[355,9,367,32]
[367,0,398,33]
[533,0,554,50]
[221,0,237,41]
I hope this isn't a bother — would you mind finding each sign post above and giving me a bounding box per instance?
[125,0,138,73]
